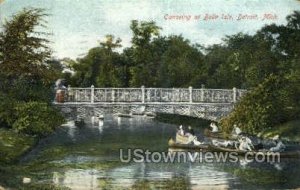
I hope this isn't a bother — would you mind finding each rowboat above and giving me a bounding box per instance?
[144,112,156,118]
[98,114,104,120]
[209,144,300,158]
[175,133,190,144]
[115,113,133,118]
[168,138,210,150]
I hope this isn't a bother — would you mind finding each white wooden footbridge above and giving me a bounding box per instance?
[54,86,247,121]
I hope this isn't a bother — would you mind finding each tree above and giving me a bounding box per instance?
[158,35,204,87]
[220,11,300,134]
[0,8,65,134]
[0,8,54,81]
[130,20,161,48]
[100,34,122,51]
[0,8,60,102]
[128,20,162,87]
[70,35,128,87]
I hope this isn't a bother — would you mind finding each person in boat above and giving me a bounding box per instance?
[210,122,219,133]
[193,138,202,146]
[186,126,195,136]
[238,137,253,151]
[177,125,185,136]
[187,126,203,145]
[232,124,242,136]
[269,135,286,152]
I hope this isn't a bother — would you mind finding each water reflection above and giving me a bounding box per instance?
[19,115,300,189]
[52,163,237,189]
[53,170,99,190]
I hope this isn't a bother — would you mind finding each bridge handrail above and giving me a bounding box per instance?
[56,86,247,104]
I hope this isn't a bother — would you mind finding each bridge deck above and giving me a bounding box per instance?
[54,87,246,121]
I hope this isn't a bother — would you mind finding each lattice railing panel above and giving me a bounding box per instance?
[61,87,247,104]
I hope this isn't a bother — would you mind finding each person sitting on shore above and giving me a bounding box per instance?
[269,135,286,152]
[210,122,219,133]
[238,137,253,151]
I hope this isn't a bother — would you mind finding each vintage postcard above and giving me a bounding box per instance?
[0,0,300,189]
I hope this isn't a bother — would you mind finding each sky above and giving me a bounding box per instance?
[1,0,300,59]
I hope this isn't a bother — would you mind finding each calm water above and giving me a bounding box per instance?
[8,115,300,189]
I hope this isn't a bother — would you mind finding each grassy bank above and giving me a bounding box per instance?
[0,128,37,164]
[259,119,300,142]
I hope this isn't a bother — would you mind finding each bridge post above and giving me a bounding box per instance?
[201,84,205,102]
[147,88,151,102]
[233,87,237,103]
[112,89,115,102]
[141,86,145,103]
[67,85,71,102]
[91,85,94,103]
[189,86,193,103]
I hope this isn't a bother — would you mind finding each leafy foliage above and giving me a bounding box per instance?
[0,8,55,82]
[0,8,60,102]
[67,12,300,134]
[12,102,64,137]
[0,8,64,137]
[220,75,290,134]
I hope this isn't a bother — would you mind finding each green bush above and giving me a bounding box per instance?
[221,74,295,134]
[12,102,64,137]
[0,93,17,127]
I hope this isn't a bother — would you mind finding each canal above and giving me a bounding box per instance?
[2,115,300,189]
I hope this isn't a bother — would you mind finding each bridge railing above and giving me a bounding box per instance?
[60,86,247,103]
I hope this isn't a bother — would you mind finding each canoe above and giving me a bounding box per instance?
[204,128,222,138]
[115,113,133,118]
[168,138,210,150]
[144,112,156,118]
[98,114,104,120]
[75,119,85,128]
[175,133,190,144]
[208,144,300,158]
[168,138,300,158]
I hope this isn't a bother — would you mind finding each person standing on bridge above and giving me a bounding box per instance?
[55,79,67,103]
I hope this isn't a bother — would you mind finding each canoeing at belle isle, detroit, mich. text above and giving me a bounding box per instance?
[164,13,278,22]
